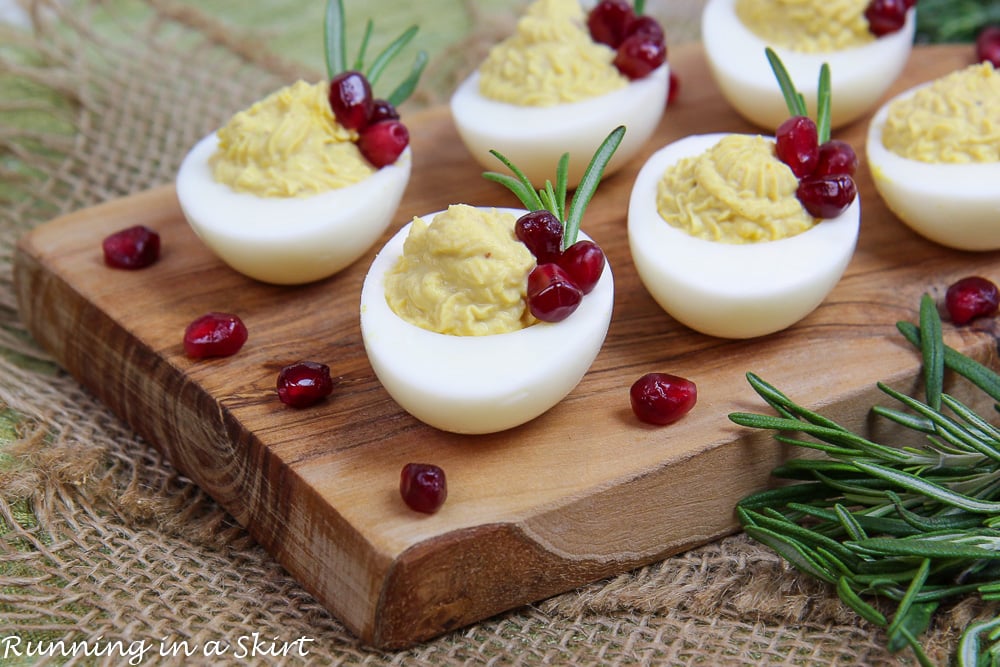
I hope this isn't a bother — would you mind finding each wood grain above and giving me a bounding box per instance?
[13,43,1000,649]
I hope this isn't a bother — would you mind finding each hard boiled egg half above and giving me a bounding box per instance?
[449,0,668,188]
[702,0,915,130]
[360,208,614,434]
[176,132,410,285]
[866,66,1000,251]
[628,133,859,339]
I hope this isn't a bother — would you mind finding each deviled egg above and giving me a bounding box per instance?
[450,0,668,188]
[361,128,622,434]
[702,0,915,130]
[628,133,858,339]
[867,63,1000,251]
[176,1,425,285]
[360,206,613,434]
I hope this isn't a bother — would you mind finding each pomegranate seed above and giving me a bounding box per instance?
[277,361,335,408]
[527,263,583,322]
[102,225,160,269]
[796,174,857,219]
[557,240,605,294]
[328,71,373,130]
[400,463,447,514]
[976,26,1000,68]
[667,70,680,104]
[864,0,907,37]
[357,120,409,168]
[515,210,564,263]
[625,15,665,44]
[183,312,248,359]
[814,140,859,177]
[369,98,400,123]
[587,0,635,48]
[614,34,667,79]
[630,373,697,425]
[945,277,1000,325]
[775,116,819,178]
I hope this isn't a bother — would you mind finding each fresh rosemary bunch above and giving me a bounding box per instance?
[915,0,1000,44]
[731,294,1000,667]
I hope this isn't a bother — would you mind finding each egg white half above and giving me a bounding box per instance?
[628,133,860,339]
[702,0,915,130]
[867,86,1000,251]
[360,208,614,434]
[176,132,411,285]
[449,65,669,189]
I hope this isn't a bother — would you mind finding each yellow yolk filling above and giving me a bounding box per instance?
[211,80,373,197]
[656,134,817,243]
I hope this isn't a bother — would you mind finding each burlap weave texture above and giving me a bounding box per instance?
[0,0,972,664]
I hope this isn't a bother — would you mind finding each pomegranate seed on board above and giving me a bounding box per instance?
[945,277,1000,325]
[400,463,447,514]
[775,116,819,178]
[614,34,667,80]
[976,26,1000,68]
[515,210,564,263]
[328,70,374,130]
[357,120,409,168]
[102,225,160,269]
[557,240,605,294]
[630,373,697,425]
[796,174,857,218]
[864,0,908,37]
[814,140,859,177]
[183,312,248,359]
[587,0,635,48]
[527,264,583,322]
[277,361,335,408]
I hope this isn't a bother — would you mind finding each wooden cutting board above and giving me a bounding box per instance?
[14,43,999,649]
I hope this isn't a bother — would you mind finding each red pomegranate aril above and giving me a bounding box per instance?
[515,210,564,263]
[945,276,1000,325]
[796,174,857,219]
[864,0,907,37]
[814,140,859,177]
[775,116,819,178]
[587,0,635,48]
[277,361,335,408]
[614,34,667,80]
[557,240,605,294]
[369,98,400,123]
[976,26,1000,68]
[183,312,248,359]
[400,463,447,514]
[624,15,665,44]
[667,70,680,104]
[102,225,160,269]
[328,70,374,130]
[630,373,697,425]
[527,263,583,322]
[358,119,409,168]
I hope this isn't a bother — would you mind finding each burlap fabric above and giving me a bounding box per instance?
[0,1,977,664]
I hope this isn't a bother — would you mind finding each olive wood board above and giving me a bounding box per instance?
[13,43,1000,649]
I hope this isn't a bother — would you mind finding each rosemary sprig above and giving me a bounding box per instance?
[732,293,1000,666]
[765,46,833,144]
[323,0,427,106]
[482,126,625,249]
